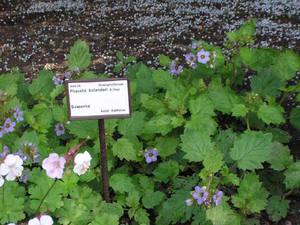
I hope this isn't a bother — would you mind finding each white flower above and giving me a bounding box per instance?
[0,154,23,181]
[0,175,4,187]
[28,215,53,225]
[7,223,16,225]
[73,151,92,176]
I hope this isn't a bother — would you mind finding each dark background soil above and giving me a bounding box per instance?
[0,1,300,224]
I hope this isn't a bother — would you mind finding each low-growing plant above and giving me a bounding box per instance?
[0,21,300,225]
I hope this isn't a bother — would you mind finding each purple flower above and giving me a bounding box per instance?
[52,73,64,86]
[64,71,72,79]
[19,169,30,183]
[197,50,210,64]
[213,190,223,206]
[3,118,16,133]
[42,153,66,179]
[169,60,183,75]
[15,149,29,161]
[185,198,193,206]
[55,123,65,136]
[0,146,9,159]
[144,149,158,164]
[192,186,209,205]
[13,107,24,122]
[184,53,197,68]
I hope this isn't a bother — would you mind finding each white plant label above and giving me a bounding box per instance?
[67,79,131,119]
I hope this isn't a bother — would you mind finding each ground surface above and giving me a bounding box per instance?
[0,0,300,76]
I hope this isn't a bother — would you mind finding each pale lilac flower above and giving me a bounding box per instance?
[18,142,40,163]
[184,53,197,68]
[213,190,223,206]
[0,154,24,181]
[64,71,72,79]
[169,60,183,75]
[0,146,9,159]
[42,153,66,179]
[73,151,92,176]
[19,169,30,183]
[55,123,65,136]
[13,107,24,122]
[192,186,209,205]
[185,198,193,206]
[15,149,29,161]
[144,149,158,164]
[0,175,4,187]
[191,42,198,49]
[197,50,210,64]
[3,118,16,133]
[28,215,54,225]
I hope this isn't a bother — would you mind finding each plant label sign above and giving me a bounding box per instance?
[66,78,131,120]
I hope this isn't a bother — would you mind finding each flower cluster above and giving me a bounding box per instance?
[168,41,217,76]
[0,107,23,139]
[0,154,24,187]
[185,186,224,207]
[42,150,92,179]
[144,148,158,164]
[15,142,40,163]
[52,71,72,86]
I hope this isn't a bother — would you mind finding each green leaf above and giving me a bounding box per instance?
[206,202,241,225]
[112,138,139,161]
[0,182,25,224]
[118,111,146,138]
[140,93,167,115]
[67,120,98,139]
[126,191,140,209]
[271,50,300,81]
[257,104,285,125]
[208,79,240,114]
[232,173,269,214]
[28,168,64,212]
[142,190,165,209]
[185,115,217,136]
[230,131,273,170]
[156,190,191,225]
[251,68,284,97]
[267,142,293,171]
[109,173,136,193]
[135,64,155,94]
[215,129,237,164]
[290,107,300,131]
[143,114,174,135]
[265,128,291,144]
[52,104,68,122]
[159,54,171,66]
[67,40,91,70]
[0,70,23,96]
[56,199,92,225]
[152,69,175,90]
[28,70,55,98]
[284,161,300,189]
[203,149,224,174]
[231,104,248,117]
[188,94,215,117]
[266,196,289,222]
[90,214,119,225]
[155,136,179,158]
[153,160,180,183]
[134,208,150,225]
[181,130,214,162]
[227,19,256,44]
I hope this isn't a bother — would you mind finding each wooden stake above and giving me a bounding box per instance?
[98,119,110,202]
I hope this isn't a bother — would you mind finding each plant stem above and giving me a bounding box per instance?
[35,179,57,214]
[246,115,250,130]
[2,183,4,204]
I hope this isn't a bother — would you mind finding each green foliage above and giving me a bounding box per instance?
[266,196,289,222]
[232,173,269,214]
[230,131,273,170]
[0,23,299,224]
[0,182,26,224]
[67,40,91,70]
[284,161,300,189]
